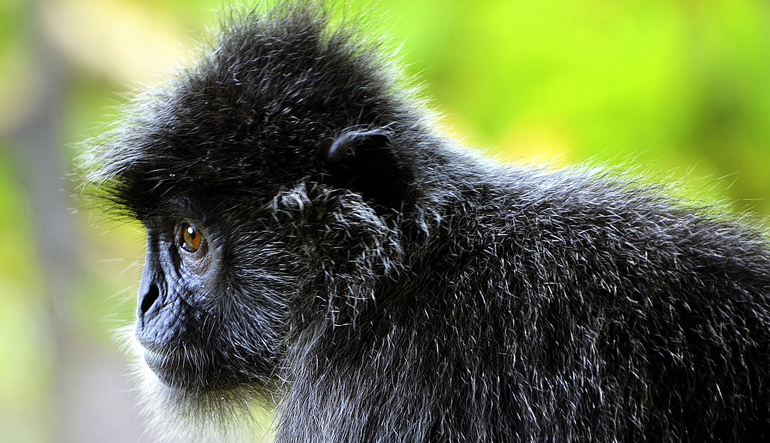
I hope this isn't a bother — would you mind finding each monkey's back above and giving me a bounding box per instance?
[372,162,770,441]
[279,155,770,442]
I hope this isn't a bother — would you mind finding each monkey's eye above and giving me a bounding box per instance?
[178,223,204,254]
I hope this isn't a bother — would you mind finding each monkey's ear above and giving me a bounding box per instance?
[323,128,413,211]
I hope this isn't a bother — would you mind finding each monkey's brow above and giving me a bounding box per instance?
[139,197,205,223]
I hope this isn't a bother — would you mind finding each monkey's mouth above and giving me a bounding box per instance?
[142,347,236,390]
[143,348,187,387]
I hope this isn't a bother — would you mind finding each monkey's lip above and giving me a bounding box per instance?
[142,348,185,385]
[143,348,172,369]
[142,347,235,391]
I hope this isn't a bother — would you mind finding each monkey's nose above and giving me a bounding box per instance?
[135,281,182,350]
[139,282,160,324]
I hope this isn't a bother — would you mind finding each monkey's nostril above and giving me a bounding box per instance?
[140,283,160,316]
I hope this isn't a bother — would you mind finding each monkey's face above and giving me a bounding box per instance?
[137,217,217,389]
[134,198,298,392]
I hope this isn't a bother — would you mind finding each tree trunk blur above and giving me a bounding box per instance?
[7,0,148,441]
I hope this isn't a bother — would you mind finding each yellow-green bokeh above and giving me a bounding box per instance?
[1,0,768,441]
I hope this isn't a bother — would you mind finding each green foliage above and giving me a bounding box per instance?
[0,0,768,441]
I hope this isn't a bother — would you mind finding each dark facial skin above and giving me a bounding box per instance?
[137,213,217,388]
[135,200,293,392]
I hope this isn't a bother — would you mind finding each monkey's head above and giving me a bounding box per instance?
[84,3,421,431]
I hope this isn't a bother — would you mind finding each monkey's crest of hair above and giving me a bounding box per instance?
[82,0,424,218]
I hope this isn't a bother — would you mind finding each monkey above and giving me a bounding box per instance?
[83,1,770,442]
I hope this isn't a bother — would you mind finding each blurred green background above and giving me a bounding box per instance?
[1,0,769,441]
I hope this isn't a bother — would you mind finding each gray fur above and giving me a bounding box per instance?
[84,2,770,442]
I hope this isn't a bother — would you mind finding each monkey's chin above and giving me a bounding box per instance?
[113,326,272,441]
[134,349,271,442]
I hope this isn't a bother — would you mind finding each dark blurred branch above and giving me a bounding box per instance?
[4,0,146,442]
[7,0,83,441]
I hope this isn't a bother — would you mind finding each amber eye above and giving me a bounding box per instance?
[179,223,203,253]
